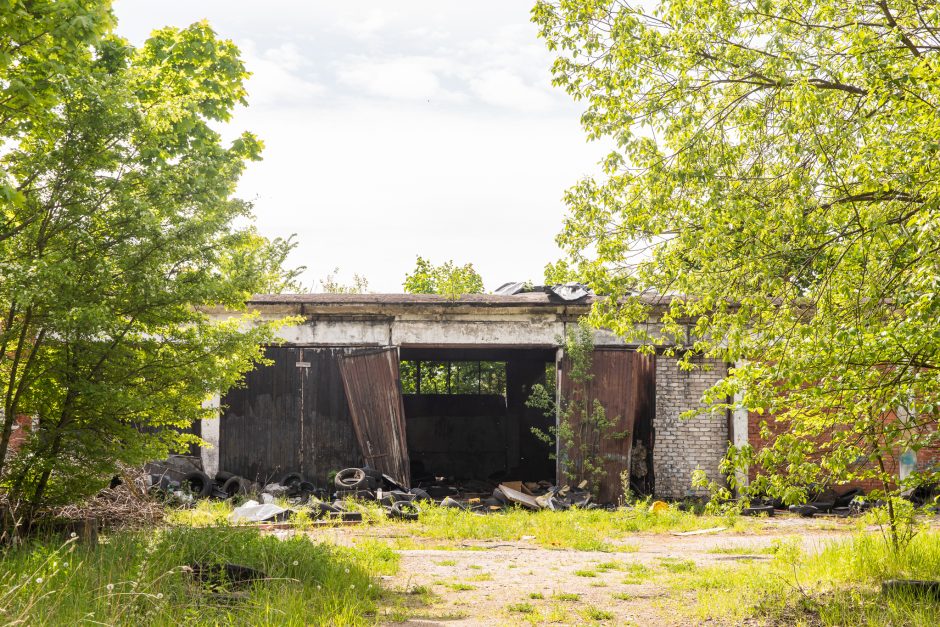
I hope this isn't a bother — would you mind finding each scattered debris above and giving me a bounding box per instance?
[50,466,163,530]
[229,501,290,524]
[190,563,266,589]
[498,483,540,511]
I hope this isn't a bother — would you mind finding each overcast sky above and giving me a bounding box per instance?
[113,1,604,292]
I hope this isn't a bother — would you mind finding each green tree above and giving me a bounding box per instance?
[535,1,940,545]
[0,14,296,518]
[402,256,484,300]
[0,1,115,213]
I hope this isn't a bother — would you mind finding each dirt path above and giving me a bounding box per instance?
[303,519,859,626]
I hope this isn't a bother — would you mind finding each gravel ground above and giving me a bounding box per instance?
[300,517,860,626]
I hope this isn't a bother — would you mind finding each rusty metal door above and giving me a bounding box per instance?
[559,349,655,503]
[338,347,411,487]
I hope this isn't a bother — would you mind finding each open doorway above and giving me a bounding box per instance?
[398,347,557,487]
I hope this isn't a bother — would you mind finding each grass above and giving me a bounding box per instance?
[168,499,745,552]
[447,582,476,591]
[657,557,697,573]
[620,562,653,584]
[574,569,598,577]
[529,592,545,599]
[596,560,625,571]
[553,592,581,601]
[434,559,457,566]
[507,601,536,613]
[581,607,615,621]
[706,540,788,555]
[0,526,398,626]
[666,532,940,625]
[395,501,746,551]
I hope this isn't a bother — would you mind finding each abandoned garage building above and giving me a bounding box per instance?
[198,292,736,502]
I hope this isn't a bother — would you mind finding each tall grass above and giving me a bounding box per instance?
[671,532,940,625]
[0,526,398,625]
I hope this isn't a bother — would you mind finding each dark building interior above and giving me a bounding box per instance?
[399,347,557,485]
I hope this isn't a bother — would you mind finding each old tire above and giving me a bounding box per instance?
[221,475,250,497]
[742,505,774,517]
[183,471,213,498]
[278,472,304,488]
[334,468,368,489]
[215,471,235,483]
[390,501,420,521]
[409,488,431,501]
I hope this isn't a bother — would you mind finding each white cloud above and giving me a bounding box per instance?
[469,69,555,112]
[334,9,387,40]
[113,1,600,290]
[240,41,324,108]
[262,42,306,71]
[336,56,463,103]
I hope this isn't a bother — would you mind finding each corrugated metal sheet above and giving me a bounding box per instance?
[338,348,411,487]
[219,346,302,484]
[560,349,655,503]
[219,346,365,486]
[300,348,364,485]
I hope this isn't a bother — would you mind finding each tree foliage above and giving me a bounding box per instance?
[0,5,295,515]
[402,256,484,300]
[535,0,940,525]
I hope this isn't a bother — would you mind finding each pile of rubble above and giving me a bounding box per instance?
[146,456,602,523]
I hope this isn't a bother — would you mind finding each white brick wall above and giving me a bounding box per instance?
[654,356,729,498]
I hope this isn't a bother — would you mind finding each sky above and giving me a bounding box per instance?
[113,1,605,292]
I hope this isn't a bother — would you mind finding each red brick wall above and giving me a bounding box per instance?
[8,414,33,453]
[747,410,940,494]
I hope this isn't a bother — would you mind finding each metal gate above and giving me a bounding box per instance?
[219,346,372,486]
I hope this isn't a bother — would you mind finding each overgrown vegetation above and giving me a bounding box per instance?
[667,532,940,625]
[168,498,749,552]
[529,318,616,492]
[372,500,747,550]
[0,526,397,625]
[0,2,297,526]
[399,360,506,396]
[535,0,940,549]
[402,256,484,301]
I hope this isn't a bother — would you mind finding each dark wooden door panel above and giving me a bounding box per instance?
[560,349,655,503]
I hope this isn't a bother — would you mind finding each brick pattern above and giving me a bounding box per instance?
[9,414,33,453]
[748,410,940,494]
[653,357,729,498]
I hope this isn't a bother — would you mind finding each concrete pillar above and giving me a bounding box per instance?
[731,360,749,490]
[200,393,221,477]
[732,392,749,489]
[897,404,916,481]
